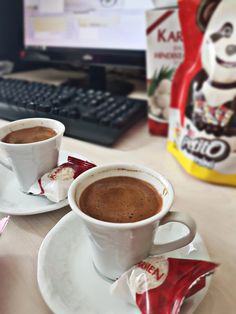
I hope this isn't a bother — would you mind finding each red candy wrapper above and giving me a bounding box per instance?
[28,156,96,202]
[111,256,218,314]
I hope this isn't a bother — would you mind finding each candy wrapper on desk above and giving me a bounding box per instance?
[111,256,218,314]
[0,216,10,236]
[28,156,96,202]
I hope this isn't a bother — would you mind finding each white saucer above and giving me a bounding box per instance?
[38,212,211,314]
[0,151,88,215]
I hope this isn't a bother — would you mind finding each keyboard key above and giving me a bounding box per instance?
[68,109,80,118]
[107,97,116,103]
[81,112,97,122]
[37,103,52,112]
[89,100,98,107]
[96,110,108,120]
[97,102,109,110]
[51,107,59,114]
[59,108,69,116]
[26,102,36,109]
[100,116,111,125]
[104,92,111,97]
[88,89,95,95]
[111,117,127,128]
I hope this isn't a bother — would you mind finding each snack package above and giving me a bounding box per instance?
[111,256,218,314]
[146,2,184,136]
[168,0,236,186]
[28,156,96,202]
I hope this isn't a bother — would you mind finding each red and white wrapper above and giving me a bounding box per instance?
[111,256,218,314]
[28,156,96,203]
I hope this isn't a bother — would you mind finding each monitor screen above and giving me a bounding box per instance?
[24,0,155,52]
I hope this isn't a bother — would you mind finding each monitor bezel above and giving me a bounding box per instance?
[23,45,146,69]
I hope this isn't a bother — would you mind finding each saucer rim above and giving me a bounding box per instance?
[0,198,69,216]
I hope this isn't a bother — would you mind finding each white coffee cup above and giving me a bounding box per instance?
[68,163,196,280]
[0,118,65,192]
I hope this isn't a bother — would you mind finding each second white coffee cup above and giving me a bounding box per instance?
[0,118,65,192]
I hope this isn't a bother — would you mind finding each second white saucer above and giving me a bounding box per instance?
[0,151,89,215]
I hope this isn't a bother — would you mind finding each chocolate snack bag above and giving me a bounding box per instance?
[168,0,236,186]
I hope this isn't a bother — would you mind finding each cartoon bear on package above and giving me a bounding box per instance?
[188,0,236,137]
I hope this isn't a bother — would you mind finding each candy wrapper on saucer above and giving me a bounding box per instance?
[111,256,218,314]
[28,156,96,203]
[0,216,10,236]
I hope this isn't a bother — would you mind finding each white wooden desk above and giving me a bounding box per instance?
[0,69,235,314]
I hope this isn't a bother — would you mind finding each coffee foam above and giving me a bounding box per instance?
[2,126,57,144]
[74,166,172,224]
[78,176,163,223]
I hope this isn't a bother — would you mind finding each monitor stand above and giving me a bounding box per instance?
[64,65,134,96]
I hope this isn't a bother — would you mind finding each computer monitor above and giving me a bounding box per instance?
[23,0,155,93]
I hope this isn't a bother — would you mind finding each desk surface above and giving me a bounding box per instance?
[0,70,236,314]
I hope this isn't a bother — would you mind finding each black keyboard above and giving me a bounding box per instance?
[0,78,147,146]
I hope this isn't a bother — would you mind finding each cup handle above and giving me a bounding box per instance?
[0,156,12,171]
[149,211,197,256]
